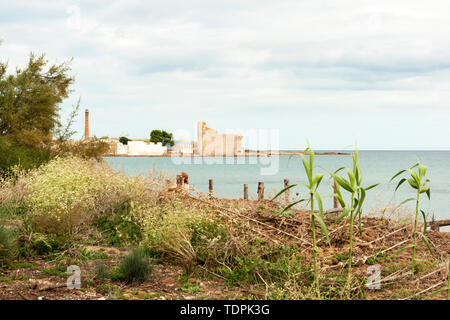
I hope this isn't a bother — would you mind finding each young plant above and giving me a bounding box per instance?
[271,146,330,296]
[390,163,432,276]
[119,247,153,283]
[328,148,377,295]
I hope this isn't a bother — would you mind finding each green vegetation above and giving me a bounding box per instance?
[119,248,153,283]
[119,136,131,145]
[0,142,447,300]
[0,48,109,178]
[327,147,378,296]
[150,130,174,147]
[271,146,330,297]
[391,163,432,275]
[0,226,17,265]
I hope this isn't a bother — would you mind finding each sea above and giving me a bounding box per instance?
[105,151,450,230]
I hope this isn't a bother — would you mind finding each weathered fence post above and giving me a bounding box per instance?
[176,172,189,194]
[333,180,339,208]
[209,179,213,198]
[284,179,290,203]
[258,182,264,201]
[244,184,248,200]
[176,174,183,188]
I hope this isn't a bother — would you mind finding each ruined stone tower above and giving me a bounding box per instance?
[84,109,89,141]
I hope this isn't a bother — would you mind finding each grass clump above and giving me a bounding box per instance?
[0,225,17,265]
[94,262,109,280]
[119,248,153,284]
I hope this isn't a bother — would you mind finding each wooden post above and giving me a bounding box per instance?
[257,182,264,201]
[284,179,290,203]
[176,174,183,188]
[333,180,339,208]
[244,184,248,200]
[209,179,213,198]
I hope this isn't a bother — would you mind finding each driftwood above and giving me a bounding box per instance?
[428,219,450,231]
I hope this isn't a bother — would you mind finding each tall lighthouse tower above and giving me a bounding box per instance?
[84,109,90,141]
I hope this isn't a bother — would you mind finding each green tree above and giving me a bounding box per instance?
[119,136,131,145]
[0,53,74,146]
[150,130,174,147]
[0,48,108,176]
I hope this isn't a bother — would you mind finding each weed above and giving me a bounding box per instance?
[94,261,109,280]
[42,265,67,277]
[272,145,330,297]
[0,225,17,264]
[119,248,153,283]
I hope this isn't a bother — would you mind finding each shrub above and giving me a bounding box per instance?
[139,196,220,272]
[0,225,17,265]
[119,137,131,145]
[0,136,52,177]
[17,233,70,257]
[119,248,153,283]
[94,262,109,280]
[20,157,151,236]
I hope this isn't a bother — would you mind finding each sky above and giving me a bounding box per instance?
[1,0,450,150]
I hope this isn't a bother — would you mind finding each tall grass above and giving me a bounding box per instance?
[272,146,330,297]
[390,163,432,276]
[119,248,153,283]
[327,147,377,297]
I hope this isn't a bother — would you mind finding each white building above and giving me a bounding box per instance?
[172,140,194,155]
[114,141,168,156]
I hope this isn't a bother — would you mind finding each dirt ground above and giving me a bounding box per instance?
[1,197,449,300]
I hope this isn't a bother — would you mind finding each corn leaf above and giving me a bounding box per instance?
[271,184,298,201]
[421,233,433,255]
[395,178,407,192]
[334,207,351,225]
[313,212,330,246]
[390,169,406,182]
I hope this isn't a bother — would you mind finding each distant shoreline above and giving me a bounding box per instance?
[104,151,350,158]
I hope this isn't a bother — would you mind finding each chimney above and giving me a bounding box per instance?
[84,109,89,141]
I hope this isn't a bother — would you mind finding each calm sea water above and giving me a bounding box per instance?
[105,151,450,227]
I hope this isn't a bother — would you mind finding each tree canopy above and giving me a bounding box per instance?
[0,50,109,175]
[150,130,174,147]
[0,53,74,146]
[119,136,131,145]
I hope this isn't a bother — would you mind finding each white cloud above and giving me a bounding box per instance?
[0,0,449,149]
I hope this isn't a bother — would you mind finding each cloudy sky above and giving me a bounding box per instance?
[1,0,449,150]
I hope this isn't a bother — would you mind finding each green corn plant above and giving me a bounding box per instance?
[327,147,378,296]
[390,163,432,276]
[271,145,330,296]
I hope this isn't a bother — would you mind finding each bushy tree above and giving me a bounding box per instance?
[0,53,74,146]
[150,130,174,147]
[0,48,109,176]
[119,136,131,145]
